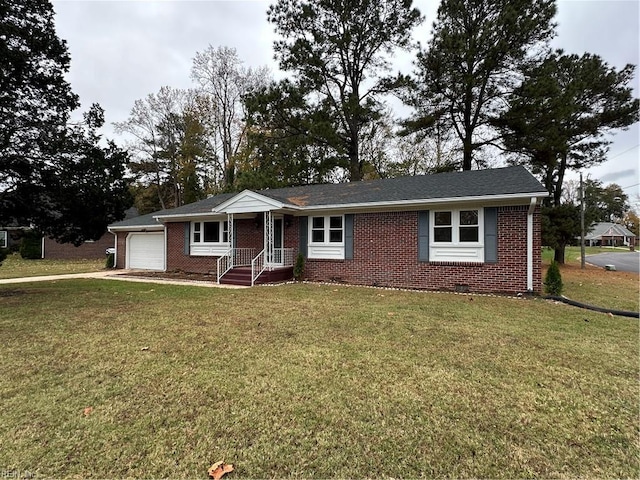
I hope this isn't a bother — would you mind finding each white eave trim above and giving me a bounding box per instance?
[294,191,549,214]
[212,190,288,213]
[108,224,164,232]
[152,212,228,222]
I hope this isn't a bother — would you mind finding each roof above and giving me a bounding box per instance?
[585,222,636,239]
[257,165,546,207]
[109,165,547,229]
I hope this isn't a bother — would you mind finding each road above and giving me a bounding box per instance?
[585,251,640,274]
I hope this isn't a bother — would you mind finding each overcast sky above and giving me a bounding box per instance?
[51,0,639,202]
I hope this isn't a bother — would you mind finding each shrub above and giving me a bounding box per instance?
[105,253,115,268]
[19,231,42,260]
[0,248,7,266]
[544,261,563,296]
[293,253,305,281]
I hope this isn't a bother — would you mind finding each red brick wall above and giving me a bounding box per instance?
[304,206,541,294]
[165,219,275,274]
[115,233,127,268]
[43,234,115,260]
[112,208,542,294]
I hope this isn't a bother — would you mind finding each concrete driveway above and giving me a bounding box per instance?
[586,251,640,274]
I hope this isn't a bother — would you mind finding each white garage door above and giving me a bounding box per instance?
[127,232,165,270]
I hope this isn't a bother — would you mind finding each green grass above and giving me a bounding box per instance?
[542,246,639,312]
[0,252,104,279]
[1,280,638,478]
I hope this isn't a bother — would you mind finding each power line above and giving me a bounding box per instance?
[608,144,639,161]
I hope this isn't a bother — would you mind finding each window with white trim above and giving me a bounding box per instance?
[0,230,7,249]
[192,221,229,244]
[432,209,480,244]
[310,215,343,244]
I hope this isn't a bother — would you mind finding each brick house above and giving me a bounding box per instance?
[108,166,548,294]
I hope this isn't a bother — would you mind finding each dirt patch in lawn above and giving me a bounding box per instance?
[0,289,28,297]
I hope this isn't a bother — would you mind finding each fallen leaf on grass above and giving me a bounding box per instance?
[83,406,93,416]
[141,346,150,351]
[208,461,234,480]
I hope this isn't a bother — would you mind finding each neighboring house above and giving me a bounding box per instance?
[43,207,139,260]
[108,166,548,294]
[585,222,637,248]
[0,222,29,250]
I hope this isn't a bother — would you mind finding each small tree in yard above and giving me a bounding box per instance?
[544,261,563,296]
[293,253,305,281]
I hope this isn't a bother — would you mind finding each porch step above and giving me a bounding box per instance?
[219,266,294,286]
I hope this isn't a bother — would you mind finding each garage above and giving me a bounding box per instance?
[127,232,165,270]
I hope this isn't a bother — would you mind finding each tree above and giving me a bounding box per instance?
[241,79,347,189]
[541,203,581,264]
[406,0,556,170]
[495,51,639,262]
[191,45,270,190]
[496,52,639,206]
[1,0,131,248]
[23,105,132,245]
[583,180,629,224]
[267,0,422,181]
[115,87,209,210]
[623,210,639,238]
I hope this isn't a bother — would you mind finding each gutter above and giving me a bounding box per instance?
[527,197,537,292]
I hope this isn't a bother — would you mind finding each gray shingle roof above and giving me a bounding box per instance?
[585,222,636,239]
[259,165,546,206]
[109,165,547,228]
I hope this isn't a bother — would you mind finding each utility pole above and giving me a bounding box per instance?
[580,172,586,269]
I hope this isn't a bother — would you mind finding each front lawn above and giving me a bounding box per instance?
[0,280,637,478]
[0,252,105,279]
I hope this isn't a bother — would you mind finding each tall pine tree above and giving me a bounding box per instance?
[406,0,556,171]
[266,0,422,181]
[0,0,131,247]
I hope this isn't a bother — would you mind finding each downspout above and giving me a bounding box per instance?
[527,197,537,292]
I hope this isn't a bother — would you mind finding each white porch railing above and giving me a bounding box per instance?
[232,248,256,266]
[251,249,266,286]
[217,248,256,283]
[219,247,295,285]
[216,249,233,284]
[269,248,295,267]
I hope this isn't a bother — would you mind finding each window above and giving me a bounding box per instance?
[0,230,7,249]
[432,209,480,244]
[192,221,228,244]
[459,210,479,242]
[310,215,343,244]
[434,211,452,242]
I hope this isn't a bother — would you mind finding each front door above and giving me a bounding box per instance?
[269,216,284,265]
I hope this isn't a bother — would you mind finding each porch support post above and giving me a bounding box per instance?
[227,213,234,265]
[264,211,273,271]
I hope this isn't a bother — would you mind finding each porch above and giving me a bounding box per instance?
[217,247,295,286]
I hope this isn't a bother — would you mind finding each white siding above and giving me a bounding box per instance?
[307,244,345,260]
[429,246,484,263]
[190,244,230,256]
